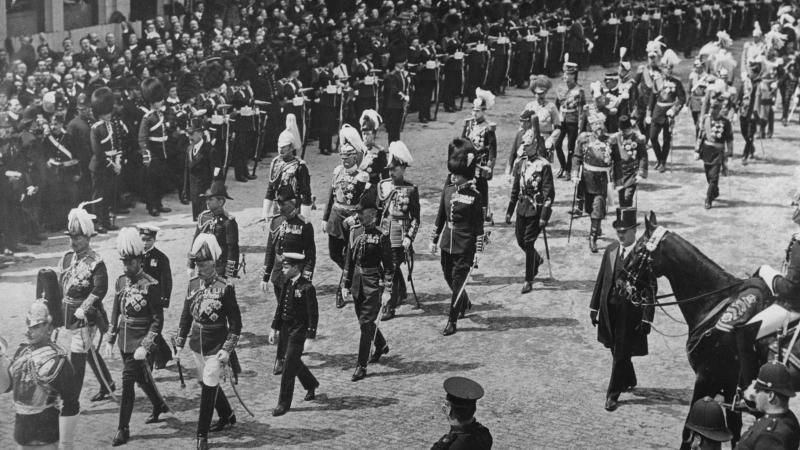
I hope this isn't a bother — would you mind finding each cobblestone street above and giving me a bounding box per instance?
[2,41,799,449]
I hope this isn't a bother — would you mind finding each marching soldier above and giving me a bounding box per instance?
[107,228,167,446]
[646,48,685,173]
[89,87,122,232]
[632,37,665,138]
[695,92,733,210]
[688,58,712,138]
[359,110,390,184]
[138,78,172,217]
[323,125,370,309]
[431,377,493,450]
[59,205,116,404]
[137,224,173,370]
[416,40,438,123]
[738,58,763,165]
[441,31,465,112]
[352,47,379,122]
[610,116,648,209]
[279,56,307,144]
[431,139,486,337]
[573,111,614,254]
[262,114,312,221]
[506,123,554,295]
[382,48,410,144]
[377,141,420,320]
[737,362,800,450]
[779,54,799,126]
[189,181,239,279]
[230,56,258,182]
[756,68,778,140]
[175,234,242,450]
[261,185,316,376]
[42,112,81,229]
[526,76,562,170]
[554,59,584,179]
[343,188,393,381]
[3,300,80,450]
[461,88,497,224]
[315,55,341,155]
[268,246,319,416]
[186,114,223,221]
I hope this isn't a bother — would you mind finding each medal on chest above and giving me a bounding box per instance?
[123,282,148,312]
[197,288,223,321]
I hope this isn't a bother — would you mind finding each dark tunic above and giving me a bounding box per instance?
[737,410,800,450]
[263,214,316,285]
[58,249,109,330]
[109,271,163,354]
[431,420,493,450]
[190,209,240,278]
[142,247,172,308]
[432,180,484,255]
[271,275,319,339]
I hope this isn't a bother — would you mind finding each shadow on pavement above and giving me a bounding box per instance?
[240,245,266,254]
[537,278,596,292]
[465,315,579,332]
[238,331,269,350]
[622,387,693,407]
[368,355,482,379]
[638,183,681,192]
[290,394,399,412]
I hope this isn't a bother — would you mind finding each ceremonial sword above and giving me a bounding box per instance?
[224,364,255,417]
[169,335,185,388]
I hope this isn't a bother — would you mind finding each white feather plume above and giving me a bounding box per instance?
[474,87,495,109]
[67,200,99,236]
[359,109,383,129]
[660,49,681,67]
[388,140,413,166]
[117,227,144,257]
[339,124,366,153]
[191,234,222,261]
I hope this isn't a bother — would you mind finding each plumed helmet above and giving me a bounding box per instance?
[473,87,496,110]
[360,109,382,133]
[753,21,763,38]
[646,35,665,57]
[189,233,222,262]
[685,397,733,442]
[141,77,165,104]
[277,113,301,151]
[36,268,63,328]
[66,201,98,237]
[716,31,732,48]
[91,86,115,117]
[447,138,477,179]
[201,62,226,91]
[587,111,607,129]
[388,140,413,167]
[26,299,52,328]
[339,124,366,155]
[530,75,552,95]
[117,227,145,258]
[660,49,681,68]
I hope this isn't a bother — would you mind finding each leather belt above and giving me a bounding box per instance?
[149,136,167,142]
[656,101,675,107]
[583,163,611,173]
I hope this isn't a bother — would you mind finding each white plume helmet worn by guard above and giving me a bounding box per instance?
[339,124,366,155]
[473,87,495,110]
[42,91,57,114]
[646,36,665,57]
[778,5,794,17]
[781,13,796,26]
[753,21,763,38]
[765,29,788,52]
[26,298,53,327]
[116,227,144,258]
[277,113,301,151]
[359,109,382,133]
[713,52,737,81]
[66,200,100,237]
[388,140,413,167]
[190,233,222,262]
[660,49,681,68]
[716,31,733,49]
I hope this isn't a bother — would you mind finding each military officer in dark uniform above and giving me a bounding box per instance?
[352,47,379,122]
[738,59,762,165]
[323,126,370,308]
[610,116,648,208]
[344,188,393,381]
[506,126,554,295]
[279,57,307,144]
[89,87,122,232]
[382,48,410,144]
[175,233,242,450]
[441,32,465,112]
[432,139,486,337]
[138,78,172,217]
[431,376,493,450]
[189,181,239,279]
[377,141,420,320]
[137,224,174,370]
[59,206,115,404]
[4,299,80,450]
[696,92,733,210]
[737,362,800,450]
[359,109,389,184]
[461,89,497,224]
[415,40,437,123]
[262,115,312,221]
[589,207,654,412]
[554,60,584,179]
[230,56,258,182]
[186,115,223,221]
[315,55,341,155]
[262,185,316,376]
[107,228,167,446]
[646,49,685,173]
[268,247,319,417]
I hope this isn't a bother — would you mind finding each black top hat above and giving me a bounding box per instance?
[612,207,639,230]
[200,180,233,200]
[444,377,484,407]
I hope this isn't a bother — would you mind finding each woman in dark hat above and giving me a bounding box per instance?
[431,138,487,336]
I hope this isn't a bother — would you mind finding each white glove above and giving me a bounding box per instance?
[268,328,277,345]
[216,349,230,364]
[666,109,675,118]
[74,307,86,320]
[381,290,391,306]
[25,186,38,196]
[102,342,113,359]
[635,174,645,184]
[645,116,652,125]
[402,237,412,249]
[429,242,438,254]
[262,199,273,221]
[304,338,315,353]
[173,346,182,363]
[133,346,147,360]
[260,281,269,292]
[544,137,553,149]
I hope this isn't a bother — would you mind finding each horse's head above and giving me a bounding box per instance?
[615,211,665,307]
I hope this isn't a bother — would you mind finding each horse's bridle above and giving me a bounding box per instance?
[617,227,667,308]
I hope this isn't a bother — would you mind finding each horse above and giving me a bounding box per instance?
[619,211,769,449]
